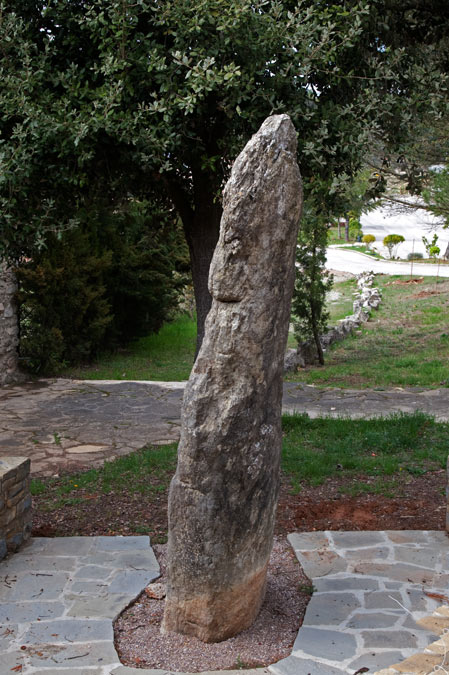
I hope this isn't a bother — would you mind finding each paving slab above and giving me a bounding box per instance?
[287,530,449,674]
[0,531,448,674]
[1,378,449,476]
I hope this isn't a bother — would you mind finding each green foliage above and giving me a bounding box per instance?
[422,169,449,226]
[383,234,405,258]
[407,251,424,260]
[1,0,448,354]
[362,234,376,248]
[1,0,448,259]
[17,229,113,373]
[17,203,185,373]
[348,217,363,241]
[422,233,440,259]
[293,212,333,365]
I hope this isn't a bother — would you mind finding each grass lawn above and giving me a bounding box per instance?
[31,412,448,536]
[65,314,196,381]
[286,275,449,388]
[63,274,449,389]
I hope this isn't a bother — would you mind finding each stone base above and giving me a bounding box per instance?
[162,563,268,642]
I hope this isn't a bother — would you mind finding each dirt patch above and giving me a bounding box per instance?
[385,277,424,285]
[32,471,446,540]
[413,290,442,298]
[114,537,310,672]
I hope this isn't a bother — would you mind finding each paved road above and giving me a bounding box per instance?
[1,379,448,477]
[360,201,448,258]
[326,246,449,277]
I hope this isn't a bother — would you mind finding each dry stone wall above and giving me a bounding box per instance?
[0,262,20,386]
[0,457,32,561]
[285,271,382,370]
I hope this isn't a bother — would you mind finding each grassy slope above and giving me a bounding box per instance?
[65,314,196,381]
[63,275,449,389]
[286,275,449,388]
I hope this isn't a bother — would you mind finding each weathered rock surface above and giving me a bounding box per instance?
[0,262,21,387]
[162,114,302,642]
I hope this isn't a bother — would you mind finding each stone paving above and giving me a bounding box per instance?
[1,531,448,674]
[280,530,449,675]
[1,379,449,477]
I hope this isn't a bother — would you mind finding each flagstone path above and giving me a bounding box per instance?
[1,379,448,477]
[1,531,448,674]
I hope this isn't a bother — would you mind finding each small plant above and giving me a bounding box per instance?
[53,432,62,446]
[383,234,405,259]
[407,252,423,260]
[362,234,375,249]
[235,655,249,670]
[298,583,316,595]
[422,233,440,259]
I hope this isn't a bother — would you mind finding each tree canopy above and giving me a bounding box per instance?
[1,0,448,347]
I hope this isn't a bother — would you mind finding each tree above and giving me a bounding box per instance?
[293,211,333,365]
[16,199,185,373]
[383,233,405,258]
[1,0,448,352]
[362,233,376,249]
[422,233,440,259]
[422,169,449,226]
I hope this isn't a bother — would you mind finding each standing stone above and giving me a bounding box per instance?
[162,114,302,642]
[0,262,20,387]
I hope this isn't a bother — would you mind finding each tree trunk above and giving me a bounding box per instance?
[344,218,349,242]
[184,204,222,357]
[0,262,21,386]
[165,171,222,357]
[310,300,324,365]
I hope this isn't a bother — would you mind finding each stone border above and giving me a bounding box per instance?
[285,271,382,370]
[0,456,31,560]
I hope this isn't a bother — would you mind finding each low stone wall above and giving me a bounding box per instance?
[285,271,382,371]
[0,457,32,561]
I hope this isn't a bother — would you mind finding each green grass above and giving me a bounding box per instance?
[327,278,358,323]
[281,412,448,493]
[32,413,448,508]
[340,244,383,259]
[31,443,178,504]
[62,275,449,389]
[286,275,449,388]
[64,314,196,381]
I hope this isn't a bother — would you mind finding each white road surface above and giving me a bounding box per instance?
[360,201,448,258]
[326,200,449,276]
[326,247,449,277]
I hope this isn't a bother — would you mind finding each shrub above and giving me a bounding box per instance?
[362,234,375,249]
[383,234,405,258]
[293,212,333,365]
[407,252,423,260]
[348,217,363,241]
[17,202,187,373]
